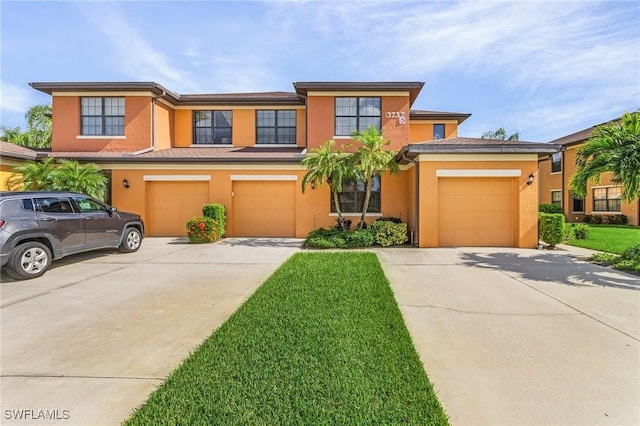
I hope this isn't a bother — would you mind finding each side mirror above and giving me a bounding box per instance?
[109,207,117,216]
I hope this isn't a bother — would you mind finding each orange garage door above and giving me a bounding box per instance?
[147,181,209,236]
[438,178,516,247]
[233,181,295,237]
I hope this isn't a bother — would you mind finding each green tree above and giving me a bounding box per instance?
[570,111,640,202]
[7,159,108,201]
[351,126,399,228]
[1,104,52,148]
[301,140,353,229]
[481,127,519,141]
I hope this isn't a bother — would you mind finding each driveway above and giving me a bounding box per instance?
[0,237,302,426]
[375,247,640,425]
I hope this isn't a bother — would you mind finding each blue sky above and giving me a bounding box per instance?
[1,0,638,142]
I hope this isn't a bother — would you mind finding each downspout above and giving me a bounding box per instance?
[401,150,419,246]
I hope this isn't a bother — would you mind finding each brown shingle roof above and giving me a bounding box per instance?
[548,117,621,146]
[0,141,41,160]
[409,109,471,124]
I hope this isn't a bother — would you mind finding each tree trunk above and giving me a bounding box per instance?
[332,188,345,229]
[359,178,373,229]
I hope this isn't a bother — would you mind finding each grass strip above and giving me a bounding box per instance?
[567,225,640,254]
[124,252,448,425]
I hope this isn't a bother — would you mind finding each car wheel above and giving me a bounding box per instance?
[119,228,142,253]
[6,242,52,280]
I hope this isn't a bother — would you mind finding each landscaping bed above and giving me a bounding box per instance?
[124,252,448,425]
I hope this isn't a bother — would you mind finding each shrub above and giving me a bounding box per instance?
[583,215,594,224]
[563,223,572,241]
[368,220,408,247]
[587,252,618,265]
[202,203,226,237]
[539,213,565,248]
[619,243,640,261]
[592,215,603,224]
[377,216,403,224]
[334,217,352,230]
[572,223,590,240]
[539,203,564,214]
[305,228,373,249]
[346,229,374,248]
[186,216,219,244]
[612,260,640,272]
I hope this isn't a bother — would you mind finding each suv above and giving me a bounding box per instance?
[0,191,144,280]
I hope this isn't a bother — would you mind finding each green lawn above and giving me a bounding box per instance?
[566,225,640,254]
[124,252,448,426]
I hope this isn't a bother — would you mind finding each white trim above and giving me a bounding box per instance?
[591,185,621,189]
[98,164,306,170]
[436,169,522,177]
[189,144,233,148]
[143,175,211,182]
[253,144,299,148]
[76,135,126,140]
[550,188,562,192]
[230,175,298,181]
[550,172,562,175]
[591,211,622,214]
[54,91,154,97]
[329,213,383,217]
[418,154,538,162]
[333,136,353,140]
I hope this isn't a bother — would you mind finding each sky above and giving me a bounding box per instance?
[1,0,638,142]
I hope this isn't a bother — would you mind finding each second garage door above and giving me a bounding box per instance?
[232,181,296,237]
[438,177,516,247]
[146,181,209,236]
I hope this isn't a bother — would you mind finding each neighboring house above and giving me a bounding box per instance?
[0,140,39,188]
[539,118,639,226]
[1,81,559,247]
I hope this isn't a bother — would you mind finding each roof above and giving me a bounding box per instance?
[397,137,560,163]
[0,141,41,160]
[410,109,471,124]
[548,117,621,146]
[32,147,306,163]
[294,81,425,106]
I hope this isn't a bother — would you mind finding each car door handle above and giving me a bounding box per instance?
[85,217,97,220]
[42,218,57,222]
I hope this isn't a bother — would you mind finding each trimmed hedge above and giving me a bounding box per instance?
[583,214,627,225]
[305,228,374,249]
[186,217,219,244]
[539,203,564,214]
[539,213,565,248]
[368,220,408,247]
[203,203,226,237]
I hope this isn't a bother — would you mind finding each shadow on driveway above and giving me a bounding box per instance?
[461,250,640,291]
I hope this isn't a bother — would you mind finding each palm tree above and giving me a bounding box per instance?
[301,140,353,229]
[6,158,57,191]
[481,127,519,141]
[570,111,640,202]
[351,126,399,228]
[52,160,108,201]
[0,104,52,148]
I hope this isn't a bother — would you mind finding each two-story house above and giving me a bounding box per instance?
[4,81,558,247]
[539,118,639,226]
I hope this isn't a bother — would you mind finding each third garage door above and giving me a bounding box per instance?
[232,181,296,237]
[438,178,516,247]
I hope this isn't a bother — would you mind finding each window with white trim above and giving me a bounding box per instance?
[551,190,562,207]
[551,152,562,173]
[256,110,296,144]
[593,187,621,212]
[433,124,445,140]
[193,111,232,144]
[335,97,381,136]
[81,97,124,136]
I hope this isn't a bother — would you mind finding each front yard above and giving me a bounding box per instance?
[566,225,640,254]
[124,252,448,425]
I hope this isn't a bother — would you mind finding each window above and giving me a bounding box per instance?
[335,97,381,136]
[193,111,232,144]
[551,191,562,207]
[551,152,562,173]
[256,110,296,144]
[593,187,621,212]
[331,176,381,213]
[572,195,584,213]
[72,195,109,213]
[433,124,445,140]
[34,197,74,214]
[81,97,124,136]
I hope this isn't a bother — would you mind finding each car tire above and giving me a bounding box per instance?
[119,228,142,253]
[6,242,52,280]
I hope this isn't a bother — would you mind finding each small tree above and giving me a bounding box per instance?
[570,111,640,203]
[351,126,399,228]
[301,140,353,229]
[481,127,519,141]
[6,157,57,191]
[1,104,52,148]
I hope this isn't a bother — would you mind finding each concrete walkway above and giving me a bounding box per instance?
[1,238,302,426]
[375,246,640,425]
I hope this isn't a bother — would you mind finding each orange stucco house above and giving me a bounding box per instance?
[5,81,559,247]
[538,118,639,226]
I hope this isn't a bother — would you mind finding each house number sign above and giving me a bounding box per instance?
[386,111,406,124]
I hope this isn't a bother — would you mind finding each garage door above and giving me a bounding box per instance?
[233,181,295,237]
[438,178,515,247]
[147,181,209,236]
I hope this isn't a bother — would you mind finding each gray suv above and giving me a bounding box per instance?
[0,191,144,280]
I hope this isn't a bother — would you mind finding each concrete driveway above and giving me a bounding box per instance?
[375,247,640,425]
[1,237,301,426]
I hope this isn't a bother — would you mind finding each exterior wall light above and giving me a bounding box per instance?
[527,173,535,185]
[123,178,130,189]
[311,182,316,190]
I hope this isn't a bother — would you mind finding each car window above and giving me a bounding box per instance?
[22,199,34,211]
[73,196,108,213]
[34,197,75,214]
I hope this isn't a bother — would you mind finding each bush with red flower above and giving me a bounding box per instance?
[186,216,219,243]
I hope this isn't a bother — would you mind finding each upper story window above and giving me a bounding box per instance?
[256,110,296,144]
[81,97,124,136]
[551,152,562,173]
[193,111,232,145]
[593,187,621,212]
[433,124,445,140]
[335,97,381,136]
[551,190,562,207]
